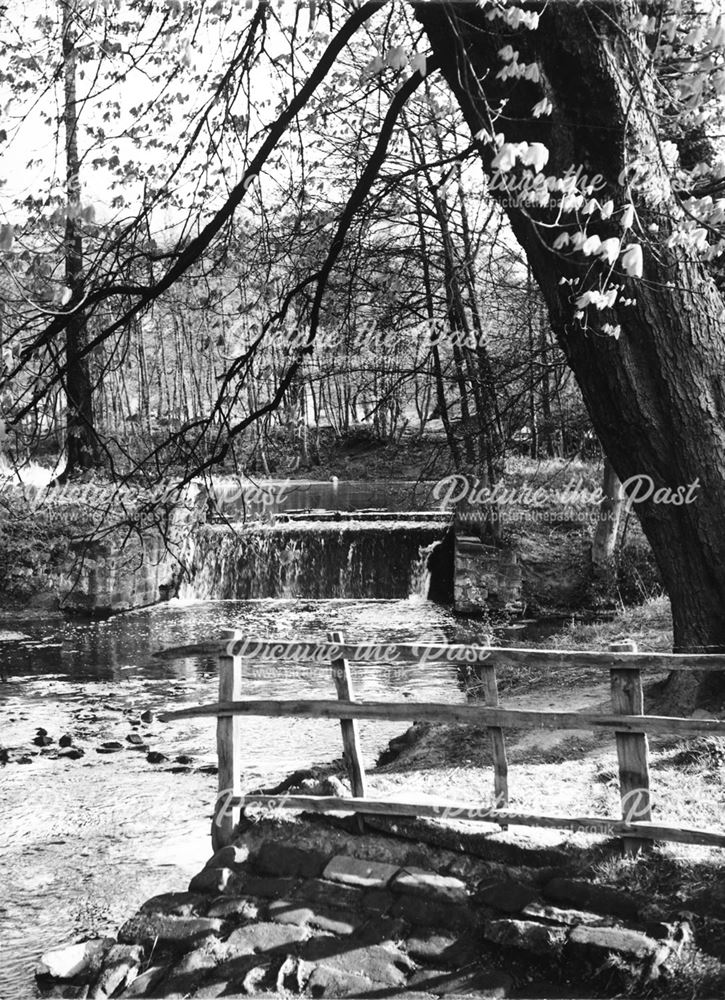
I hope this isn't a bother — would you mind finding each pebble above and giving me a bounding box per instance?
[59,734,73,747]
[126,733,144,745]
[175,754,193,765]
[146,751,168,764]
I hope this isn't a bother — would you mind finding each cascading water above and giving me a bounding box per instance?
[408,539,446,601]
[180,520,451,601]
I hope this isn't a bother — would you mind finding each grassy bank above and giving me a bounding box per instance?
[348,598,724,996]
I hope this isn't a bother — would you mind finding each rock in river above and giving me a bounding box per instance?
[36,939,108,979]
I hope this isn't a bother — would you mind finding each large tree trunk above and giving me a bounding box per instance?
[416,1,725,708]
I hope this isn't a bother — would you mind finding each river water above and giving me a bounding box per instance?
[0,596,502,999]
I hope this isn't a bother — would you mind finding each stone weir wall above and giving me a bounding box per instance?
[58,485,205,616]
[37,817,695,999]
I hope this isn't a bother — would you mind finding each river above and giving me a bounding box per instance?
[0,595,505,998]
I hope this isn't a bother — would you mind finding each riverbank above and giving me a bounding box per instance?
[29,598,725,999]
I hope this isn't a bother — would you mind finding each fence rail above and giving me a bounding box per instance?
[156,631,725,854]
[154,639,725,671]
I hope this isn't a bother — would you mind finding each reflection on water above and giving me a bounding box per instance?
[0,597,491,998]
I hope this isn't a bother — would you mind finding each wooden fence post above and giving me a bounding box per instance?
[214,630,243,850]
[481,664,509,812]
[328,630,367,798]
[609,639,652,855]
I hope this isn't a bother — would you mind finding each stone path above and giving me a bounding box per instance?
[53,817,693,999]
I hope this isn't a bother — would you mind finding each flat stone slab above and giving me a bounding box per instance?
[267,900,315,927]
[483,918,568,957]
[300,941,410,987]
[543,878,640,920]
[268,896,364,936]
[406,931,459,963]
[221,921,307,958]
[568,924,663,961]
[297,878,362,911]
[406,930,480,966]
[307,906,364,936]
[118,914,226,949]
[392,894,473,930]
[304,965,378,998]
[207,896,261,921]
[252,841,329,879]
[139,892,210,918]
[242,875,299,899]
[478,880,538,914]
[322,854,400,889]
[521,902,615,928]
[392,867,468,904]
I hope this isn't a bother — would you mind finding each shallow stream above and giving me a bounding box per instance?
[0,596,519,997]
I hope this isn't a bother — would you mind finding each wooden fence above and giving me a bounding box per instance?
[156,631,725,854]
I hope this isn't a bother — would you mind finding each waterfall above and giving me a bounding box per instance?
[180,520,450,601]
[408,540,442,601]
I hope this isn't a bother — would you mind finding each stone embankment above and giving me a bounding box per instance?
[37,816,695,998]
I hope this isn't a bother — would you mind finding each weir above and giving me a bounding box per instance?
[180,519,451,601]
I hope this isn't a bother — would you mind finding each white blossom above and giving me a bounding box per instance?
[519,141,549,172]
[582,234,602,256]
[491,142,519,172]
[532,97,552,117]
[621,243,643,278]
[599,237,621,265]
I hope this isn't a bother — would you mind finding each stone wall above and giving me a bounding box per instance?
[37,816,697,998]
[454,534,523,614]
